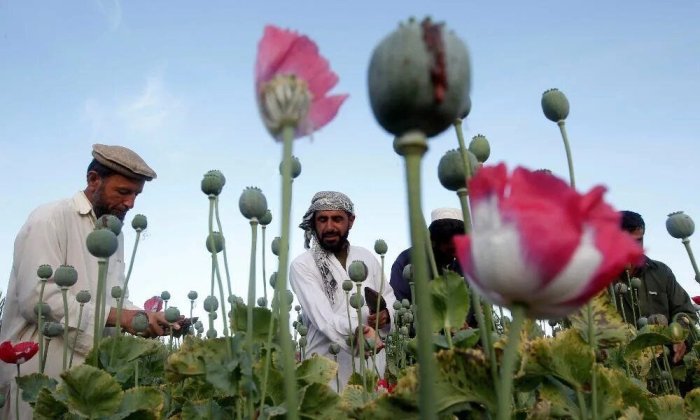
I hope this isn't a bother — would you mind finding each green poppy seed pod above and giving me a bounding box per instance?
[329,343,341,355]
[111,286,122,299]
[239,186,268,220]
[271,237,281,256]
[541,88,570,122]
[669,322,685,342]
[284,290,294,307]
[460,96,471,119]
[393,301,402,311]
[298,325,308,336]
[348,260,369,283]
[294,305,302,312]
[161,291,171,301]
[131,214,148,231]
[187,290,198,301]
[194,320,203,331]
[342,279,354,292]
[205,231,225,253]
[548,319,558,327]
[349,293,365,309]
[131,312,149,333]
[402,299,411,309]
[279,155,302,179]
[400,326,409,336]
[614,283,628,295]
[368,17,471,138]
[257,297,268,307]
[648,314,668,327]
[403,312,414,324]
[34,302,51,319]
[666,211,695,239]
[37,264,53,280]
[298,336,307,348]
[469,134,490,163]
[437,149,479,191]
[86,228,119,259]
[259,210,273,226]
[269,272,278,288]
[54,265,78,288]
[630,277,642,290]
[210,311,218,320]
[201,170,226,196]
[374,239,388,255]
[43,321,64,338]
[203,295,219,313]
[637,317,648,328]
[164,307,181,323]
[76,290,91,304]
[96,215,123,236]
[206,328,217,339]
[402,264,413,282]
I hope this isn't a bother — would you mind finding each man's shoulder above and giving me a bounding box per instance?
[290,249,315,267]
[25,196,76,224]
[645,258,672,273]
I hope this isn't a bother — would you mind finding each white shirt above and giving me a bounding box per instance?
[0,191,138,418]
[289,245,396,391]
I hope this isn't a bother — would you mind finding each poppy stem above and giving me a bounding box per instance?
[247,219,259,351]
[119,229,142,338]
[275,124,300,420]
[557,120,576,189]
[497,304,526,420]
[261,225,268,303]
[395,131,436,420]
[37,280,47,374]
[681,238,700,285]
[215,198,235,301]
[15,364,20,420]
[61,288,69,371]
[69,303,84,368]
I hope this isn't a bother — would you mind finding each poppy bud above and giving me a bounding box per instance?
[54,265,78,288]
[131,214,148,231]
[86,228,119,259]
[541,88,570,122]
[374,239,388,255]
[259,210,273,226]
[164,307,181,323]
[468,134,490,163]
[666,211,695,239]
[205,232,225,253]
[76,290,91,304]
[96,215,123,236]
[37,264,53,280]
[239,187,268,220]
[188,291,198,301]
[279,156,302,179]
[201,170,226,196]
[348,260,369,283]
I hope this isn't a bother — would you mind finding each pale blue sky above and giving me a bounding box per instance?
[1,1,699,322]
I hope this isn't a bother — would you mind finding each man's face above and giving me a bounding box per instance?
[314,210,355,253]
[434,239,457,263]
[88,173,145,221]
[625,227,645,270]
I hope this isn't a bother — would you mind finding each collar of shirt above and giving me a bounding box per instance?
[72,191,97,224]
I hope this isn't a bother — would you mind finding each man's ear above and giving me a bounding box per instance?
[348,214,356,229]
[86,171,102,194]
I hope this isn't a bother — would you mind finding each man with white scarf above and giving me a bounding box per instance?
[289,191,395,391]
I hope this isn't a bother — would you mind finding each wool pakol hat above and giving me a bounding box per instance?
[92,144,157,181]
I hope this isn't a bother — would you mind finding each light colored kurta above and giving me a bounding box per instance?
[289,245,396,391]
[0,191,138,419]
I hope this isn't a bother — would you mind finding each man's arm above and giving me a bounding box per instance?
[289,258,360,352]
[389,250,411,302]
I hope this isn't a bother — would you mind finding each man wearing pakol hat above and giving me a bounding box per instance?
[289,191,396,391]
[390,207,466,303]
[0,144,176,419]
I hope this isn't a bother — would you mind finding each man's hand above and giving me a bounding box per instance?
[367,309,390,330]
[108,308,181,338]
[354,325,385,357]
[673,341,687,364]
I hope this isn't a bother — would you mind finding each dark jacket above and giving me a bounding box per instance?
[614,257,697,325]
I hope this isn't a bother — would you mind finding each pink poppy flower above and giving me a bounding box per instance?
[255,25,348,139]
[376,378,395,394]
[144,296,163,312]
[454,164,643,319]
[692,296,700,305]
[0,341,39,365]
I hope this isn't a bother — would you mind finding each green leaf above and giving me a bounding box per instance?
[109,387,163,419]
[433,348,496,413]
[17,372,58,406]
[33,387,68,419]
[685,388,700,418]
[592,365,625,420]
[358,394,419,419]
[650,395,686,420]
[453,328,480,349]
[296,355,338,386]
[181,399,227,419]
[231,302,278,341]
[255,352,286,406]
[58,364,123,417]
[569,293,633,348]
[618,406,644,420]
[339,384,366,413]
[523,328,593,391]
[624,327,672,360]
[347,371,378,394]
[298,383,342,419]
[534,378,579,418]
[430,272,470,333]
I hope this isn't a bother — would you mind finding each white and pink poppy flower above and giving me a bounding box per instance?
[454,164,643,319]
[144,296,163,313]
[255,25,348,140]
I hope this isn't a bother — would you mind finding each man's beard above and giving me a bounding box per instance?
[92,188,126,221]
[317,230,349,253]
